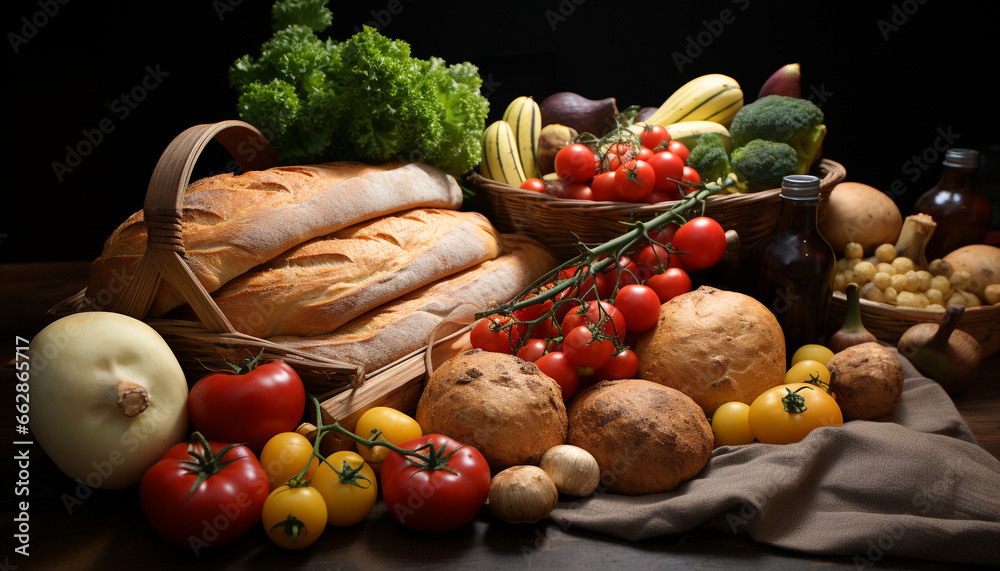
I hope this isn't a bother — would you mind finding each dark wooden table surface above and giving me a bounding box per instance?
[2,261,998,570]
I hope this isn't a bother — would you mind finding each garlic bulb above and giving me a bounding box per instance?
[488,466,559,524]
[539,444,601,497]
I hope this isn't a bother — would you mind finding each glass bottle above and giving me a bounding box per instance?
[913,148,992,260]
[748,175,836,355]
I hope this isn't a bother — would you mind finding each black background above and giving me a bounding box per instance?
[5,0,999,264]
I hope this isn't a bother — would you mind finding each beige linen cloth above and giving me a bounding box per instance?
[550,350,1000,566]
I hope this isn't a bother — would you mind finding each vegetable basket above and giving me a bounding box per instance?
[829,294,1000,358]
[47,120,429,400]
[467,159,846,261]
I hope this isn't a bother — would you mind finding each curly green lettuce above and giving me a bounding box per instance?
[229,4,489,179]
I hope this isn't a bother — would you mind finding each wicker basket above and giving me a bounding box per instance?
[49,120,364,398]
[468,159,846,261]
[829,293,1000,358]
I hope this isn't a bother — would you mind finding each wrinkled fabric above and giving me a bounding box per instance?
[550,350,1000,566]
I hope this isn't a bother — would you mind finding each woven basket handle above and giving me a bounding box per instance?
[113,120,278,332]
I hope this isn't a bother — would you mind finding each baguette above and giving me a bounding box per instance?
[87,161,462,316]
[268,235,557,374]
[207,209,502,338]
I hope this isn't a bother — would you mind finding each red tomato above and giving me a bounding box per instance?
[381,435,491,533]
[512,295,553,324]
[667,140,690,162]
[682,166,701,187]
[557,265,612,301]
[673,217,727,271]
[640,124,670,150]
[470,315,519,354]
[516,338,550,362]
[646,151,684,193]
[637,146,654,162]
[555,143,598,183]
[647,267,692,303]
[532,316,561,339]
[563,183,593,201]
[645,188,680,203]
[613,284,661,333]
[535,351,579,400]
[563,325,614,370]
[519,178,546,192]
[593,349,639,381]
[603,254,640,287]
[650,223,680,246]
[635,243,682,273]
[140,437,269,550]
[561,300,627,341]
[614,159,655,202]
[590,171,619,201]
[188,357,306,453]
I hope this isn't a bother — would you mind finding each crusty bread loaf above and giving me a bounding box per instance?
[87,161,462,316]
[269,235,556,374]
[206,209,502,338]
[566,379,713,495]
[416,350,568,472]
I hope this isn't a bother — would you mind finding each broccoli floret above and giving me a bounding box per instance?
[729,95,826,175]
[686,133,731,184]
[729,140,798,193]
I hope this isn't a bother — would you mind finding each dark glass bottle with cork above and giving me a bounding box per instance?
[913,148,992,260]
[748,175,836,355]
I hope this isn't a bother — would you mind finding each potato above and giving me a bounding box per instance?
[819,182,903,256]
[944,244,1000,303]
[826,342,904,420]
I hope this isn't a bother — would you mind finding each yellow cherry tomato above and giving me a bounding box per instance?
[311,451,378,527]
[261,484,328,550]
[353,407,422,474]
[259,432,321,490]
[784,359,832,391]
[748,383,844,445]
[790,344,835,366]
[710,402,755,446]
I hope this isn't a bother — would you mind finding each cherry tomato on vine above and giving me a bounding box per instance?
[535,351,579,401]
[140,437,269,549]
[682,166,701,187]
[260,432,320,490]
[561,300,627,341]
[519,178,546,192]
[672,217,727,271]
[563,325,614,370]
[646,267,692,303]
[650,223,680,246]
[558,265,612,301]
[604,254,640,287]
[613,284,661,333]
[563,183,593,201]
[645,188,680,204]
[353,407,423,474]
[188,356,306,453]
[262,484,328,550]
[748,383,844,445]
[711,402,755,447]
[637,146,654,162]
[784,359,832,390]
[381,435,491,533]
[636,243,682,274]
[615,159,655,202]
[555,143,598,183]
[667,140,689,162]
[590,171,619,201]
[513,294,554,327]
[592,348,639,381]
[640,124,670,150]
[470,315,518,354]
[790,344,835,366]
[311,451,378,527]
[517,338,550,362]
[646,150,684,193]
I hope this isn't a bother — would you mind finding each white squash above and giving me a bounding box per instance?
[28,312,189,489]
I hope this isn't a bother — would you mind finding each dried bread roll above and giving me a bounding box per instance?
[87,161,462,316]
[633,286,785,415]
[206,209,501,338]
[416,349,568,472]
[270,235,556,374]
[567,379,712,495]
